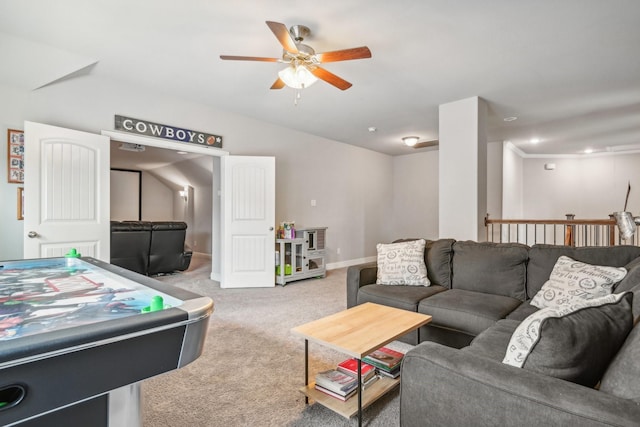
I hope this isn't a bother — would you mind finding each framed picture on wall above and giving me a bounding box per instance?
[7,129,25,183]
[17,187,24,220]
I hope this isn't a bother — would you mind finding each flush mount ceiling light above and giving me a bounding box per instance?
[530,138,540,144]
[402,136,419,147]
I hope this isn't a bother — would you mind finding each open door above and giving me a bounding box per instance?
[221,156,275,288]
[24,121,110,261]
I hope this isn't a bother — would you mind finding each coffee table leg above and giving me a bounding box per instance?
[304,339,309,404]
[357,358,362,427]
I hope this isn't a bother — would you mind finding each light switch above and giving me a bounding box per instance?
[311,199,317,207]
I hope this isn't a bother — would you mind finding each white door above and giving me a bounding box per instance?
[221,156,275,288]
[24,121,110,261]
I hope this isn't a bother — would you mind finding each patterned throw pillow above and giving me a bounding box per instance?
[503,292,633,387]
[530,255,627,309]
[376,239,430,286]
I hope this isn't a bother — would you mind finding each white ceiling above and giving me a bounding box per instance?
[1,1,639,156]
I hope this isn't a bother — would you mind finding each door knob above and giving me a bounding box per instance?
[28,231,38,238]
[269,227,274,231]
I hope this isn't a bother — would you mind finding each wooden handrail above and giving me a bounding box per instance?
[484,214,621,246]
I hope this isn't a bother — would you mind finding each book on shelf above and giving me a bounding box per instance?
[361,373,380,388]
[314,369,358,394]
[376,365,401,379]
[314,375,380,402]
[337,358,376,381]
[314,384,357,401]
[363,346,404,369]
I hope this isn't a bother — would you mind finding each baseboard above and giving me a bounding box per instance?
[209,256,374,281]
[193,251,212,259]
[327,256,376,271]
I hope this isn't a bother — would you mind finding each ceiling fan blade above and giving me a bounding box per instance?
[266,21,299,53]
[414,140,439,149]
[315,46,372,63]
[220,55,280,62]
[310,67,352,90]
[270,78,285,90]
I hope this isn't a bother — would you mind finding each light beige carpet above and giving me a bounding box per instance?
[143,255,412,427]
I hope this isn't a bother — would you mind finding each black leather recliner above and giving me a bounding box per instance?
[110,221,152,275]
[148,221,193,275]
[110,221,192,275]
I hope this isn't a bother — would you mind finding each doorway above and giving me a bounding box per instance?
[108,138,220,279]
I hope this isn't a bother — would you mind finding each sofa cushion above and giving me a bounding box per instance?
[425,239,455,288]
[530,255,627,309]
[376,239,429,286]
[505,301,539,321]
[462,319,521,361]
[418,289,522,336]
[357,284,446,312]
[451,241,528,300]
[527,244,640,299]
[392,238,455,288]
[503,292,633,387]
[600,324,640,402]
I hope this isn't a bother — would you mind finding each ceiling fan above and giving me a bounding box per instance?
[220,21,372,91]
[402,136,439,149]
[413,140,439,149]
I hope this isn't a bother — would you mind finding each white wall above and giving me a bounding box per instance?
[502,142,524,218]
[391,150,439,239]
[141,172,174,220]
[0,75,393,264]
[0,85,29,260]
[523,154,640,218]
[438,97,487,240]
[487,142,503,220]
[110,170,140,220]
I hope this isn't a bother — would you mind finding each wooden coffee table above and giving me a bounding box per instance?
[291,302,432,426]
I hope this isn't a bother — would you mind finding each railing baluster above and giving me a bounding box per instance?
[484,216,630,247]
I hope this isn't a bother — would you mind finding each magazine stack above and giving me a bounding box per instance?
[362,346,404,378]
[314,369,358,401]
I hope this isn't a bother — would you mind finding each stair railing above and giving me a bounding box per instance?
[484,214,637,246]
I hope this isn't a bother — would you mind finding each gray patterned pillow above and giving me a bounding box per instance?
[376,239,430,286]
[530,255,627,309]
[503,292,633,387]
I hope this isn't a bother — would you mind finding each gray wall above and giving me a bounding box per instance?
[0,76,393,263]
[391,150,439,240]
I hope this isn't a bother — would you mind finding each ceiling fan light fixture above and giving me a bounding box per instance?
[278,64,318,89]
[402,136,419,147]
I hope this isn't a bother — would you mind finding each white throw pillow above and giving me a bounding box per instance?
[376,239,430,286]
[530,255,626,309]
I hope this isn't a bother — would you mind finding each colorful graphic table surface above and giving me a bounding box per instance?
[0,257,213,427]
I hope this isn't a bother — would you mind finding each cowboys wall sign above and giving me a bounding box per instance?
[115,115,223,148]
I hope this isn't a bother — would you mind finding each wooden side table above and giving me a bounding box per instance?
[291,303,432,426]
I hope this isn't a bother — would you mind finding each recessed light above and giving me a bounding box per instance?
[176,151,188,155]
[530,138,540,144]
[368,127,377,132]
[584,148,593,154]
[503,116,518,122]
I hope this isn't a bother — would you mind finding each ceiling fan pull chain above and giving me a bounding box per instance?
[294,87,303,106]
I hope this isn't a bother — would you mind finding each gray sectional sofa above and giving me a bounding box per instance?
[346,239,640,426]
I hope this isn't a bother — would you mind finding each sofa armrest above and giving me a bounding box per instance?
[401,342,640,427]
[346,262,377,308]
